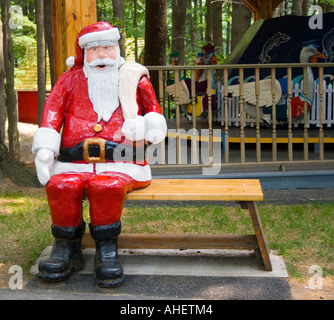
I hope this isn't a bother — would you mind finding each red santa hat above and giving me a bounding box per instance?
[66,21,120,69]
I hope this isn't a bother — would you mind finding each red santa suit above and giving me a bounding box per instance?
[32,23,167,229]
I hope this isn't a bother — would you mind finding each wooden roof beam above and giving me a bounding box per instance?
[242,0,283,20]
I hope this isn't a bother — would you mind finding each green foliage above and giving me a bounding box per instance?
[13,14,36,37]
[322,0,334,5]
[11,0,36,22]
[6,0,334,71]
[8,9,37,69]
[124,0,146,39]
[11,15,37,85]
[97,0,146,38]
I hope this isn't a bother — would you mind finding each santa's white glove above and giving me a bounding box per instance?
[122,113,167,144]
[122,115,146,141]
[144,112,167,144]
[35,149,54,186]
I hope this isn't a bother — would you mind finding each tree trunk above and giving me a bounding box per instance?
[189,0,198,53]
[44,0,55,88]
[0,143,41,187]
[291,0,303,15]
[319,1,334,13]
[1,0,20,160]
[225,3,231,56]
[0,2,40,187]
[284,0,288,16]
[0,19,6,144]
[302,0,310,16]
[212,0,223,53]
[199,0,204,42]
[36,0,46,125]
[133,0,138,62]
[112,0,126,58]
[231,1,251,52]
[144,0,167,96]
[172,0,187,65]
[205,0,213,43]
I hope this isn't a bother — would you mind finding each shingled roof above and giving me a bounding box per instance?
[14,45,52,91]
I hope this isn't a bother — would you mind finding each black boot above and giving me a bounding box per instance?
[38,222,86,282]
[89,221,124,288]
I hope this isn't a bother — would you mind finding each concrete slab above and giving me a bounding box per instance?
[24,247,291,300]
[31,246,288,278]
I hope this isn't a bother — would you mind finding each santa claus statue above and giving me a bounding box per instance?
[32,22,167,288]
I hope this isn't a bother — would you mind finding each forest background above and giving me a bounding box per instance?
[0,0,334,166]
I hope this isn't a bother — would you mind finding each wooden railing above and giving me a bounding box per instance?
[146,63,334,170]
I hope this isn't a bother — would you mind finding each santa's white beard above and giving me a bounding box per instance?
[83,58,119,122]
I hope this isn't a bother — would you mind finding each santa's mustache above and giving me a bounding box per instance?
[86,58,116,68]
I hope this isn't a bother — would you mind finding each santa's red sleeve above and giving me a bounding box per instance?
[136,76,162,115]
[137,76,167,144]
[32,71,71,156]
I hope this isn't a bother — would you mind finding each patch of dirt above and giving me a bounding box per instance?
[288,277,334,300]
[0,263,31,289]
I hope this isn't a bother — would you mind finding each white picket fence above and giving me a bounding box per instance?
[217,79,334,128]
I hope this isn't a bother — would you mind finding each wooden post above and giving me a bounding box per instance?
[52,0,97,81]
[242,0,283,20]
[244,201,272,271]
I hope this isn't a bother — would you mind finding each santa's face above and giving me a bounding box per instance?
[85,44,118,70]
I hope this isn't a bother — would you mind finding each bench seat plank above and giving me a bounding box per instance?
[127,179,264,201]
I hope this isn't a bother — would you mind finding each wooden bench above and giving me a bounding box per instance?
[82,179,272,271]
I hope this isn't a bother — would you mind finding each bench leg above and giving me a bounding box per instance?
[241,201,273,271]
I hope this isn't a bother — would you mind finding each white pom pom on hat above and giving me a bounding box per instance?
[66,56,75,68]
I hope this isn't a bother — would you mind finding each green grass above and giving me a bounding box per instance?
[0,189,333,281]
[0,190,52,274]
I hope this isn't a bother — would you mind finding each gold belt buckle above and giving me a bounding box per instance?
[83,138,106,163]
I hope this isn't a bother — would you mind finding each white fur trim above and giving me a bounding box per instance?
[50,162,151,182]
[51,162,94,176]
[96,163,152,181]
[66,56,75,68]
[79,29,120,48]
[144,112,167,144]
[32,127,61,156]
[118,61,149,119]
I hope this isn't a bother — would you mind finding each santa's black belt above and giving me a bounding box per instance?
[58,138,146,163]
